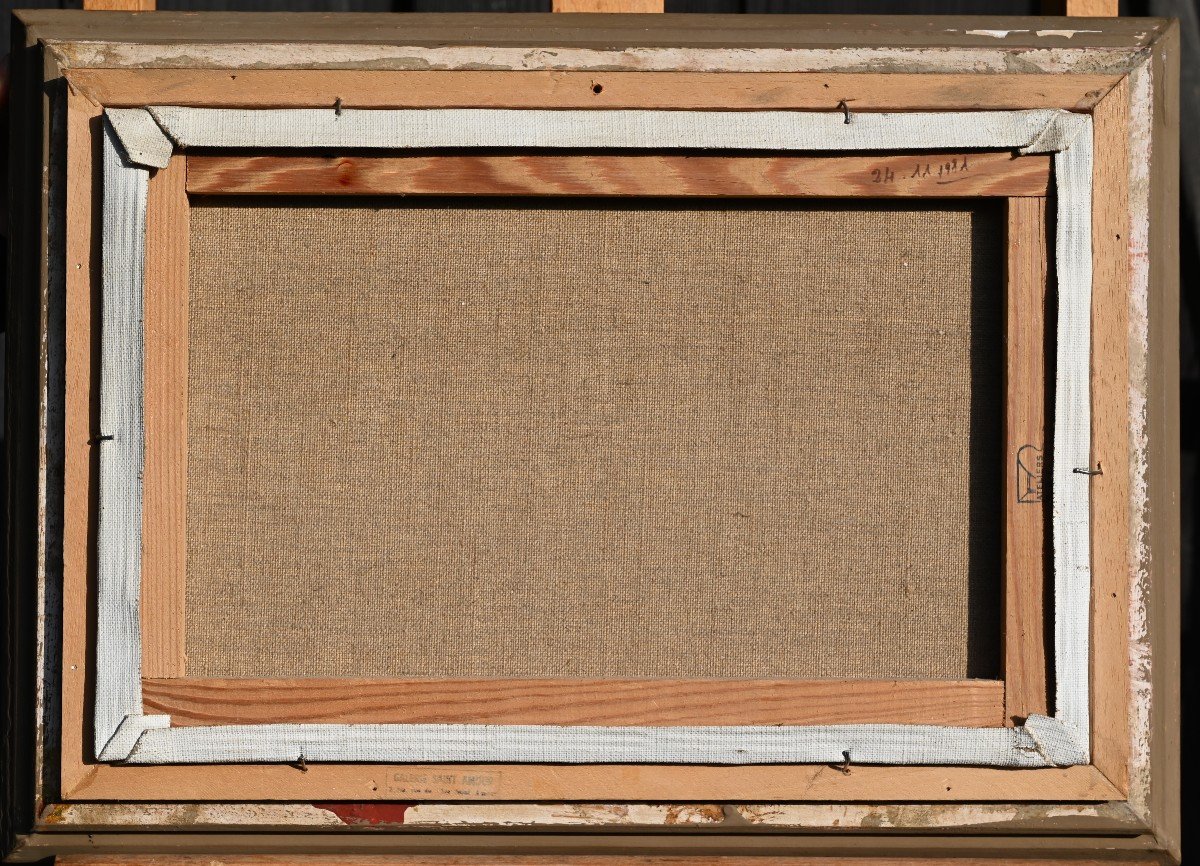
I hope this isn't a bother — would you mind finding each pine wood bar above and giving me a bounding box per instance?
[141,154,189,680]
[1003,197,1049,725]
[185,152,1051,198]
[142,678,1006,727]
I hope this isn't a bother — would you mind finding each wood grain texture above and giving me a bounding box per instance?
[1041,0,1116,12]
[63,69,1121,113]
[553,0,663,10]
[1003,197,1049,725]
[185,152,1050,198]
[1089,78,1132,795]
[142,679,1005,727]
[1066,0,1119,15]
[141,155,188,680]
[63,761,1123,803]
[61,89,102,802]
[82,0,156,9]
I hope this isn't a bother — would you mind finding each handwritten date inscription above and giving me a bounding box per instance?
[871,156,973,186]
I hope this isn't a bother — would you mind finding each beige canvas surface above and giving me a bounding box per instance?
[184,198,1003,680]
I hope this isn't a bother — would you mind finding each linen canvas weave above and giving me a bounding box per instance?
[185,198,1003,680]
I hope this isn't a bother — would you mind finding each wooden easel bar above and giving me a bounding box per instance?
[186,152,1050,198]
[82,0,156,9]
[1003,197,1049,723]
[1043,0,1119,15]
[553,0,664,11]
[143,677,1005,728]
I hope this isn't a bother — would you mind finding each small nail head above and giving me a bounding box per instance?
[838,750,852,775]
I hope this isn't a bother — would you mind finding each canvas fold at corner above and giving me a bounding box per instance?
[105,107,174,169]
[97,714,172,762]
[1023,714,1090,766]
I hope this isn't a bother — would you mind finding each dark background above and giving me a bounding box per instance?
[1,0,1194,856]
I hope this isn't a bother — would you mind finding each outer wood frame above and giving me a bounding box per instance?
[30,32,1166,854]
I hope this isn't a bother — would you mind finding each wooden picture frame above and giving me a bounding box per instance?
[3,11,1179,864]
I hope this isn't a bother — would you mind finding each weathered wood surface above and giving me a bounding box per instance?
[18,11,1163,54]
[1089,75,1133,796]
[65,69,1122,113]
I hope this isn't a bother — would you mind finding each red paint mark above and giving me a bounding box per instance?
[314,802,413,826]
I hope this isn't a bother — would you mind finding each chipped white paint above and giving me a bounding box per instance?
[1036,30,1104,38]
[44,803,344,827]
[47,41,1145,75]
[964,29,1031,38]
[404,804,724,827]
[43,801,1139,832]
[34,207,52,814]
[1125,56,1155,820]
[960,29,1104,40]
[736,804,1105,828]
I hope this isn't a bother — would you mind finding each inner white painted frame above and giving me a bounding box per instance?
[96,107,1093,767]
